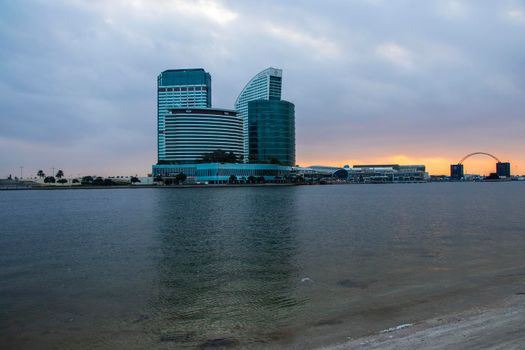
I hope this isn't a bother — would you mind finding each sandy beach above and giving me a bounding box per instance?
[321,294,525,350]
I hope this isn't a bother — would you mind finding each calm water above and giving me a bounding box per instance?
[1,183,525,349]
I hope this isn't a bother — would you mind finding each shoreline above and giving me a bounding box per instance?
[318,294,525,350]
[0,183,299,191]
[2,181,520,191]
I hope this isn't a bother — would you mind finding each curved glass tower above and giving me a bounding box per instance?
[157,69,211,162]
[234,68,282,161]
[248,100,295,166]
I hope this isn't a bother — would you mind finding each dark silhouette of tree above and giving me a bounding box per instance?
[57,178,68,184]
[7,174,12,180]
[37,170,45,178]
[293,175,305,183]
[247,176,256,184]
[44,176,56,183]
[130,176,141,184]
[164,178,173,185]
[154,175,163,183]
[257,176,265,184]
[72,179,80,183]
[56,170,64,179]
[228,175,238,184]
[81,176,94,185]
[103,178,114,186]
[201,149,238,163]
[485,173,500,180]
[93,177,104,186]
[175,173,187,184]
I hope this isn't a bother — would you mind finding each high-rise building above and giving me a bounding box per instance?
[496,162,511,178]
[163,108,243,163]
[157,69,211,162]
[234,68,282,160]
[450,164,464,180]
[248,100,295,166]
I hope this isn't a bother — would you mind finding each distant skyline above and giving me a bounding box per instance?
[1,0,524,177]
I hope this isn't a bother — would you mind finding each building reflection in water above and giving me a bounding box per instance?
[151,187,303,347]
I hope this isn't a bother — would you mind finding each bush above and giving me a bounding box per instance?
[175,173,187,184]
[81,176,94,185]
[130,176,141,184]
[93,177,104,186]
[200,149,239,163]
[44,176,56,183]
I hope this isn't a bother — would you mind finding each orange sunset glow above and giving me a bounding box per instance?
[297,153,523,176]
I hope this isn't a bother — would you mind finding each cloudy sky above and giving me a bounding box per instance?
[1,0,524,177]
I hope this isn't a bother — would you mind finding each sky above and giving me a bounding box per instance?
[1,0,524,177]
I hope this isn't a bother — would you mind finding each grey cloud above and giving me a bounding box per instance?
[0,0,524,176]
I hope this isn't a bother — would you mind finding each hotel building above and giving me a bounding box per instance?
[248,100,295,166]
[153,67,298,183]
[163,108,243,163]
[157,69,211,162]
[234,68,282,160]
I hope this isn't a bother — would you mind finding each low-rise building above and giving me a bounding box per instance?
[153,163,291,184]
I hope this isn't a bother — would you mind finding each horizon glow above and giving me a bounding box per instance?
[1,1,524,177]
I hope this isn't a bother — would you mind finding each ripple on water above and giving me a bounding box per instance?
[199,338,239,349]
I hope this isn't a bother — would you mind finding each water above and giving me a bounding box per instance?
[1,183,525,349]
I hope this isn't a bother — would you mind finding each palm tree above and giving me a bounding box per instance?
[56,170,64,179]
[37,170,45,178]
[44,176,56,184]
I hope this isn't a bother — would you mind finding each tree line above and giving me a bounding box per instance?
[35,170,142,186]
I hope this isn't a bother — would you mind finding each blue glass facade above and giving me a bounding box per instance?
[158,69,212,95]
[496,162,511,177]
[157,69,212,162]
[450,164,464,180]
[153,163,292,183]
[248,100,295,166]
[234,68,282,160]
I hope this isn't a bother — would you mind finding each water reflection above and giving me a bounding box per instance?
[152,188,303,347]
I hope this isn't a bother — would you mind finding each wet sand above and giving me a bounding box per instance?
[320,294,525,350]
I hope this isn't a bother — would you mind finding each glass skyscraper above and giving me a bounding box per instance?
[234,68,282,161]
[157,69,211,162]
[248,100,295,166]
